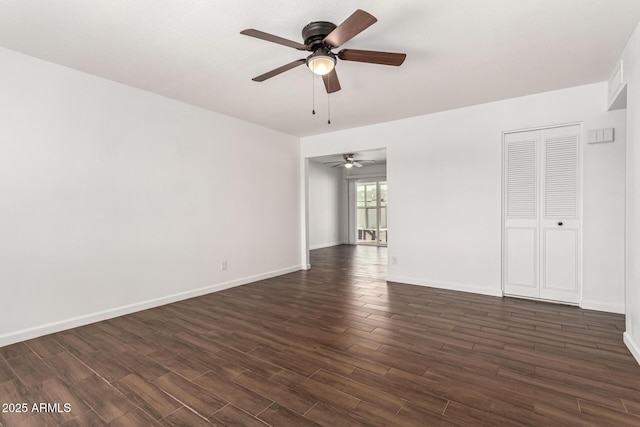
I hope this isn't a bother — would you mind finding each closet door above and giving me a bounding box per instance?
[503,125,581,304]
[503,130,539,298]
[539,125,580,303]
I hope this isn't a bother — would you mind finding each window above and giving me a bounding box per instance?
[357,181,387,245]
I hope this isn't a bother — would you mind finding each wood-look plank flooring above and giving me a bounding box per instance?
[2,245,640,426]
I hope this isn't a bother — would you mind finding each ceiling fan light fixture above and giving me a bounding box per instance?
[344,162,354,169]
[307,50,336,76]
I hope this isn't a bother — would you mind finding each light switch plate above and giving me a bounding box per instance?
[587,128,615,144]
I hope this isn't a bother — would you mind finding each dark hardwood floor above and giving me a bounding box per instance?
[2,244,640,426]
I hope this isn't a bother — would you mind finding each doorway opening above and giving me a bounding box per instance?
[304,148,387,269]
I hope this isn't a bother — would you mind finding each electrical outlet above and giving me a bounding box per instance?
[221,260,228,271]
[391,256,398,265]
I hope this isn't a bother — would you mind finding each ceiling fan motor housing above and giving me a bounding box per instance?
[302,21,337,50]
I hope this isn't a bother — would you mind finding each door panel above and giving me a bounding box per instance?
[506,138,537,219]
[543,134,578,219]
[505,228,538,297]
[539,126,580,302]
[542,229,578,299]
[503,131,539,297]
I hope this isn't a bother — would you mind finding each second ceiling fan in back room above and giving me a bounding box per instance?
[241,9,407,122]
[324,154,374,169]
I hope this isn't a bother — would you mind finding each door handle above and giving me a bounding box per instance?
[557,221,563,226]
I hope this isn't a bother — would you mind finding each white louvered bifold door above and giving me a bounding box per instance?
[503,130,540,298]
[503,125,581,304]
[539,125,580,303]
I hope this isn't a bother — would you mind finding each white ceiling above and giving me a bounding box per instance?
[1,1,639,137]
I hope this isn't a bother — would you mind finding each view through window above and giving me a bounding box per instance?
[357,181,387,245]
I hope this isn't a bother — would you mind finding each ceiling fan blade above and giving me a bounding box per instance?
[331,163,346,168]
[322,68,341,93]
[252,59,306,82]
[323,9,377,48]
[338,49,406,66]
[240,29,308,50]
[353,162,363,168]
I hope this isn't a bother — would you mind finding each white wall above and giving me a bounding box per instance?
[0,47,301,346]
[583,110,626,312]
[345,163,387,181]
[301,83,626,307]
[308,161,344,249]
[619,20,640,364]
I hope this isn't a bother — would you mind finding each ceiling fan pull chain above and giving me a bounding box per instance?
[328,93,331,124]
[312,73,316,115]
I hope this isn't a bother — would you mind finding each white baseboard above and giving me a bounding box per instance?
[0,265,303,348]
[580,300,625,314]
[624,332,640,365]
[385,275,504,298]
[309,241,347,250]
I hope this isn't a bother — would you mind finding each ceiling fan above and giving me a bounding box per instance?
[240,9,407,93]
[324,154,374,169]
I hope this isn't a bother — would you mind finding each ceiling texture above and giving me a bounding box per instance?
[1,1,640,137]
